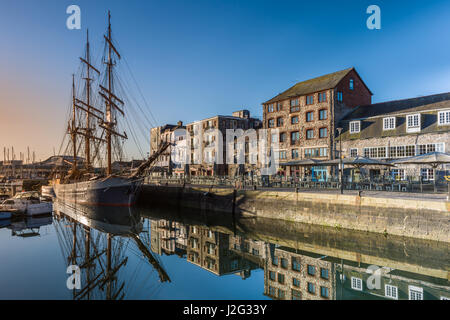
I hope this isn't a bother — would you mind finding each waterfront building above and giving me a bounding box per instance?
[336,260,450,300]
[149,219,188,257]
[264,247,336,300]
[262,67,372,179]
[337,92,450,181]
[150,121,186,176]
[186,225,259,277]
[185,110,262,177]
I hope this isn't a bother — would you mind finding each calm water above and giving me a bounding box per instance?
[0,201,448,300]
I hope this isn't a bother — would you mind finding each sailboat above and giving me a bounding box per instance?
[53,12,171,207]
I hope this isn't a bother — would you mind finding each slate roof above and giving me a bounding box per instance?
[343,92,450,120]
[264,67,371,104]
[339,92,450,140]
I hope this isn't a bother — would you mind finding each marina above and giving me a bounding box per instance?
[1,0,450,305]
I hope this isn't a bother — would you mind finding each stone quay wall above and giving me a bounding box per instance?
[140,184,450,243]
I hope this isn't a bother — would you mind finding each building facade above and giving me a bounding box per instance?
[338,92,450,181]
[150,121,186,176]
[186,110,262,177]
[262,67,372,179]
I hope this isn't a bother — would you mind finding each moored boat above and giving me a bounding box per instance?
[0,191,52,216]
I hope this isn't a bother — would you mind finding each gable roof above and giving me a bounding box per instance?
[343,92,450,120]
[264,67,371,104]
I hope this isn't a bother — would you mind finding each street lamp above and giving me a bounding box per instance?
[336,127,344,194]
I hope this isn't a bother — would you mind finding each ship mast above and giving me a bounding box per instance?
[71,74,77,171]
[100,10,127,176]
[77,29,101,170]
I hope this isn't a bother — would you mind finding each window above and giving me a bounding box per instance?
[319,127,328,138]
[271,133,278,143]
[291,116,299,124]
[438,110,450,125]
[278,273,285,284]
[350,149,358,157]
[385,285,398,299]
[349,79,354,90]
[290,99,300,112]
[280,132,287,142]
[351,277,363,291]
[305,148,328,158]
[269,271,277,281]
[318,92,327,103]
[307,282,316,294]
[278,289,285,299]
[363,147,387,158]
[291,131,300,143]
[268,286,276,297]
[292,258,301,272]
[306,95,314,105]
[337,91,343,102]
[276,103,282,111]
[281,258,288,269]
[307,265,316,276]
[306,111,314,122]
[409,286,423,300]
[350,121,360,134]
[272,257,279,266]
[383,117,396,130]
[277,117,284,127]
[292,289,301,300]
[268,119,275,128]
[320,268,329,280]
[293,278,300,287]
[406,114,420,132]
[279,151,287,160]
[267,104,274,112]
[320,286,329,298]
[306,129,314,139]
[291,149,299,159]
[319,109,327,120]
[421,168,434,181]
[391,169,405,181]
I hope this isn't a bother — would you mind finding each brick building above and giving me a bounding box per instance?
[262,67,372,179]
[337,92,450,181]
[264,246,336,300]
[186,110,262,177]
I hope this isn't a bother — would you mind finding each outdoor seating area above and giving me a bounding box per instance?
[146,152,450,194]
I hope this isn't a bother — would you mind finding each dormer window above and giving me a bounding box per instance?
[349,79,354,90]
[383,117,396,130]
[350,121,360,134]
[438,110,450,125]
[406,114,421,132]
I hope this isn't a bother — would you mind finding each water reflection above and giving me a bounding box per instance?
[1,201,449,300]
[52,201,170,300]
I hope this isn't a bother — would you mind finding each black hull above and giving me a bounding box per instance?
[54,177,141,207]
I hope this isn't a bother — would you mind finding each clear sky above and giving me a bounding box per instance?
[1,0,450,161]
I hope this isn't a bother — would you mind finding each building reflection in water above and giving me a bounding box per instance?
[148,214,450,301]
[44,202,450,300]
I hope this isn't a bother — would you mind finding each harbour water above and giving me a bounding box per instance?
[0,201,448,300]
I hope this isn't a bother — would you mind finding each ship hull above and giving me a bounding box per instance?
[53,176,140,207]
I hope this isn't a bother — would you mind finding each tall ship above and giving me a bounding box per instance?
[53,12,171,207]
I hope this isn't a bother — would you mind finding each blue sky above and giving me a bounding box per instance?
[1,0,450,159]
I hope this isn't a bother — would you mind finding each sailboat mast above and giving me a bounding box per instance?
[71,74,77,170]
[106,11,113,176]
[85,30,91,168]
